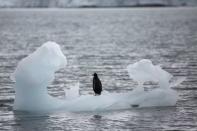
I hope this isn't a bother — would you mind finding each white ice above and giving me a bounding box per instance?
[13,41,182,112]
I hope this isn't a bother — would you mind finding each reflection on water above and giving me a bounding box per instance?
[13,111,50,131]
[0,7,197,130]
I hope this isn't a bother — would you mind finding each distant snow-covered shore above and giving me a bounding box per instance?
[0,0,197,8]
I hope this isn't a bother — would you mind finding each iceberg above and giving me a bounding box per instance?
[13,41,181,112]
[13,41,67,111]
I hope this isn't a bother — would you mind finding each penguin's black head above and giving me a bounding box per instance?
[93,73,97,77]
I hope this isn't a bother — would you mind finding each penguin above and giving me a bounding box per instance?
[93,73,102,95]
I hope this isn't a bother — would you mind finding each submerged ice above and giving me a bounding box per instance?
[13,42,181,112]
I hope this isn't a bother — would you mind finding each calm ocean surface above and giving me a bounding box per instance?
[0,7,197,130]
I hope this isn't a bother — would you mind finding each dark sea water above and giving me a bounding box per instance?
[0,7,197,131]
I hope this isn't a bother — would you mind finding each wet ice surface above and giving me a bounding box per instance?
[0,7,197,130]
[13,42,178,111]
